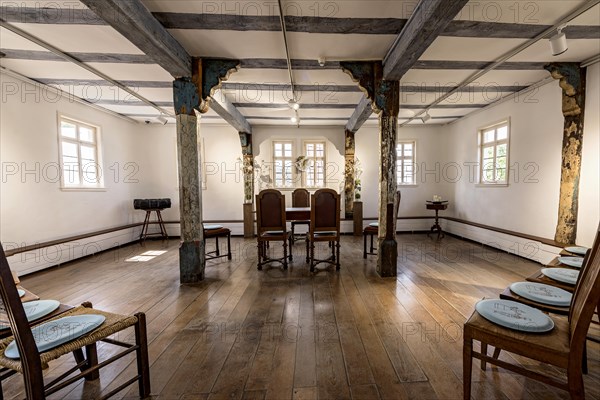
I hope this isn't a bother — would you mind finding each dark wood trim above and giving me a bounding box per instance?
[0,49,154,64]
[3,8,598,39]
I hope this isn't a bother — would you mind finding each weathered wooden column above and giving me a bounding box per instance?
[545,62,587,244]
[341,61,399,277]
[173,77,205,283]
[344,129,356,218]
[240,132,255,238]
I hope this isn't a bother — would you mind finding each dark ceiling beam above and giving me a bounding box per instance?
[3,7,599,39]
[79,0,191,78]
[345,96,373,133]
[209,91,252,133]
[383,0,470,80]
[0,50,549,71]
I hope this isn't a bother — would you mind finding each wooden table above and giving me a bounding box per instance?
[426,201,448,239]
[286,207,310,221]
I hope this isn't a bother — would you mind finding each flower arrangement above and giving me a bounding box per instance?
[295,155,310,172]
[354,158,363,200]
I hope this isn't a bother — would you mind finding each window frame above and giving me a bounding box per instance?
[57,114,105,191]
[396,140,417,186]
[477,118,510,186]
[301,140,327,188]
[271,140,295,189]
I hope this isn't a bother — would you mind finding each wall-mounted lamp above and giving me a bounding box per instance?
[549,25,568,56]
[156,116,168,125]
[420,112,431,123]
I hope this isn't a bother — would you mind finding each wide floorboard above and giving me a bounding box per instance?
[5,234,600,399]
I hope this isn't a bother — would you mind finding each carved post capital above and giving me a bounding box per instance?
[340,61,399,115]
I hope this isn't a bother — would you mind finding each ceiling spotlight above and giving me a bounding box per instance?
[318,57,326,67]
[156,116,168,125]
[549,25,568,56]
[420,112,431,123]
[291,115,298,124]
[289,100,300,110]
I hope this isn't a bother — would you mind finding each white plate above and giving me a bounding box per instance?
[18,289,25,298]
[475,299,554,333]
[23,300,61,322]
[541,268,579,285]
[4,314,106,359]
[557,256,584,268]
[368,222,379,227]
[510,282,572,307]
[564,246,588,256]
[204,224,223,230]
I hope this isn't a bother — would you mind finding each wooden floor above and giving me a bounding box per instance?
[5,234,600,399]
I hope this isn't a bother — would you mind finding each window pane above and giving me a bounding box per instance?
[316,144,324,157]
[60,121,77,138]
[79,126,95,143]
[284,143,292,157]
[496,168,506,182]
[62,142,78,158]
[497,126,508,140]
[80,145,96,162]
[483,146,494,159]
[483,169,494,182]
[82,164,99,184]
[483,130,495,143]
[62,160,80,185]
[496,143,507,157]
[496,156,507,169]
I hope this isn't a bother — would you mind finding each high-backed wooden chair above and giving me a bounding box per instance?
[0,244,151,399]
[203,224,232,261]
[363,191,401,258]
[305,189,341,272]
[290,188,310,242]
[463,224,600,399]
[256,189,293,270]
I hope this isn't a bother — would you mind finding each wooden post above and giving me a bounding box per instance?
[344,129,356,218]
[173,77,205,283]
[240,132,254,238]
[353,201,363,236]
[340,61,399,277]
[545,63,587,244]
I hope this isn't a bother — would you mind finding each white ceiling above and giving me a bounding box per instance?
[1,0,598,128]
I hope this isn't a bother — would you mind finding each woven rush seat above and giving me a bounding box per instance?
[0,305,137,373]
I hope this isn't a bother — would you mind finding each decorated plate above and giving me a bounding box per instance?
[4,314,106,359]
[541,268,579,285]
[23,300,60,322]
[510,282,572,307]
[475,299,554,333]
[17,289,25,298]
[557,257,584,269]
[564,246,588,256]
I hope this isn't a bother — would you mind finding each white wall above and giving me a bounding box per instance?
[445,62,600,247]
[0,73,151,273]
[356,124,453,230]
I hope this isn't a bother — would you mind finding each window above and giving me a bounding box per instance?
[478,120,510,185]
[272,140,294,188]
[303,141,326,188]
[396,141,416,185]
[58,116,103,189]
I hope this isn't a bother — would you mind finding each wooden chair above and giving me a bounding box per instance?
[0,244,151,399]
[305,189,341,272]
[256,189,293,270]
[290,188,310,242]
[203,224,232,261]
[463,224,600,399]
[363,191,401,258]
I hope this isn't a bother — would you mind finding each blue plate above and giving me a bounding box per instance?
[564,246,588,256]
[557,257,584,268]
[510,282,572,307]
[541,268,579,285]
[22,300,60,322]
[475,299,554,333]
[4,314,106,359]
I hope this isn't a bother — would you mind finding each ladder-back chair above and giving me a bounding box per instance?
[0,244,151,399]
